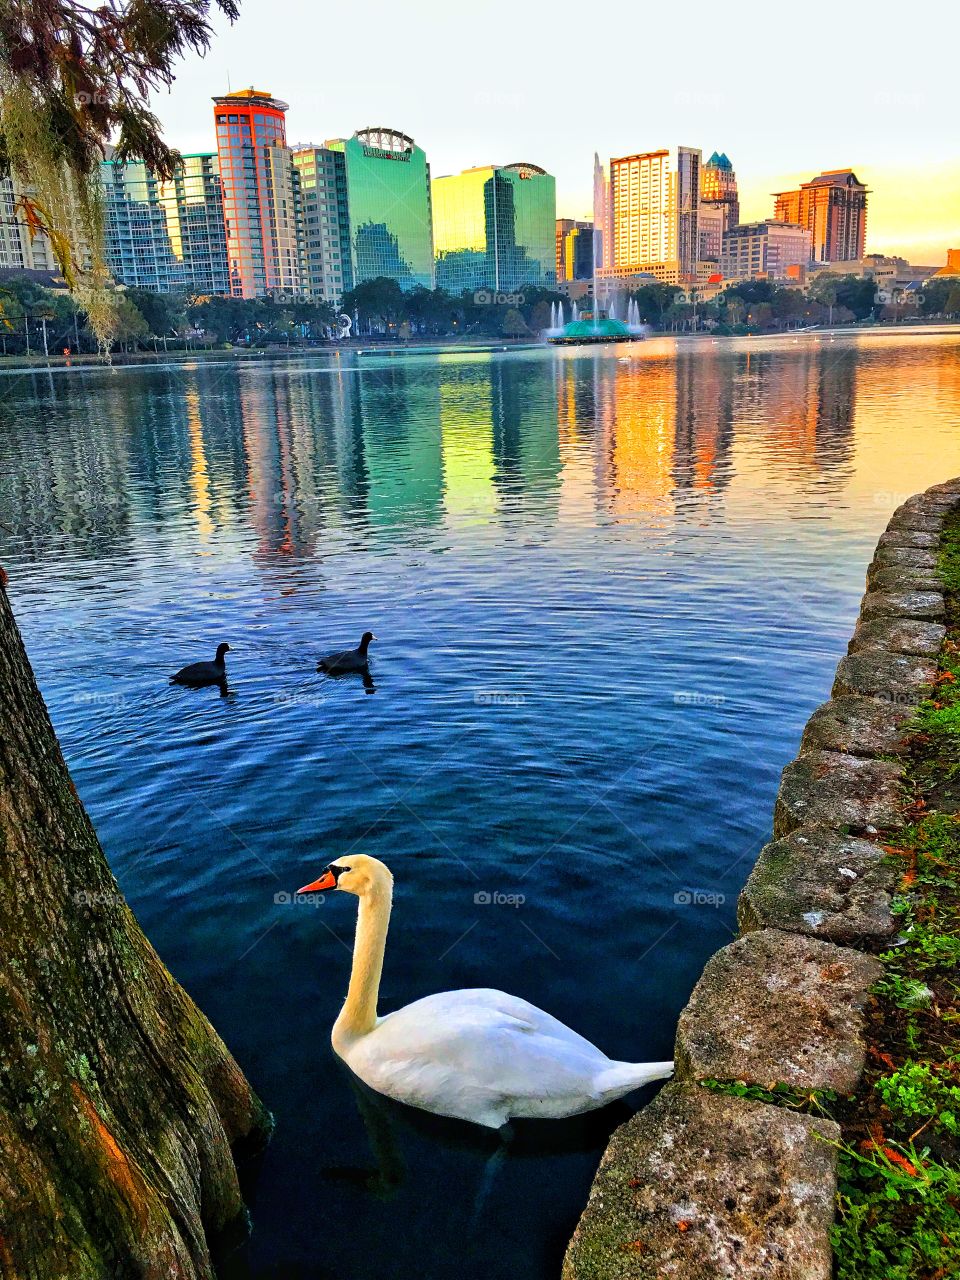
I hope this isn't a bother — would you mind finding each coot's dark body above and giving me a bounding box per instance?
[171,642,230,687]
[318,632,375,674]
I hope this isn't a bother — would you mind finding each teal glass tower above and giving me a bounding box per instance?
[433,163,557,295]
[339,127,434,291]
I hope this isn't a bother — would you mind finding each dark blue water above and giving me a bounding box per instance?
[1,331,959,1279]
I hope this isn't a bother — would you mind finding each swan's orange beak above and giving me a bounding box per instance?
[297,870,337,894]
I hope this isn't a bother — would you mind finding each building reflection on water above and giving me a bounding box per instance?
[3,336,958,574]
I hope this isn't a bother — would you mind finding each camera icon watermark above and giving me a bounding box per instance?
[72,691,127,708]
[873,490,915,509]
[673,691,725,707]
[474,890,526,908]
[73,889,124,907]
[274,890,325,907]
[474,690,525,707]
[673,889,725,908]
[473,290,525,306]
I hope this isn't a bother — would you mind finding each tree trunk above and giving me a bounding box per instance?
[0,578,271,1279]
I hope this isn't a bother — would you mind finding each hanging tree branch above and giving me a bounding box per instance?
[0,1,239,334]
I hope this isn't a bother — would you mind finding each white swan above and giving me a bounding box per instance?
[297,855,673,1129]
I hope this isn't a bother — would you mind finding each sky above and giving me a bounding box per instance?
[151,0,960,265]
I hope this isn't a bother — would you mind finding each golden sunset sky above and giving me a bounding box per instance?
[153,0,959,267]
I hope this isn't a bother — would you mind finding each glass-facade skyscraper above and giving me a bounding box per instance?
[340,127,434,291]
[213,88,304,298]
[101,155,230,295]
[291,144,353,303]
[101,159,177,292]
[556,218,594,282]
[157,154,229,295]
[433,163,557,295]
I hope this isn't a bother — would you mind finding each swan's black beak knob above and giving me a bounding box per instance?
[297,869,337,894]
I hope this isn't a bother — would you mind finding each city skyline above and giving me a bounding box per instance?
[144,0,958,264]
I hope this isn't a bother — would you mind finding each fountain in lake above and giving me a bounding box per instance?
[548,152,645,346]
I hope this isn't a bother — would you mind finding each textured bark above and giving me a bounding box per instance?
[0,583,270,1279]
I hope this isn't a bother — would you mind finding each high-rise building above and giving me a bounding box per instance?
[605,146,701,282]
[0,176,59,274]
[213,88,304,298]
[101,158,178,292]
[720,220,812,280]
[291,144,353,303]
[432,163,557,295]
[592,153,612,272]
[699,151,739,261]
[556,218,594,282]
[156,154,229,295]
[773,170,868,263]
[340,127,434,291]
[100,155,230,295]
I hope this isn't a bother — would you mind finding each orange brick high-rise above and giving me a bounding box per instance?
[773,169,868,263]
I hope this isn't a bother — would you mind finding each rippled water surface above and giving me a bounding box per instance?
[2,330,960,1279]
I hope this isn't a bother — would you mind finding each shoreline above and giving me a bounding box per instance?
[0,321,956,372]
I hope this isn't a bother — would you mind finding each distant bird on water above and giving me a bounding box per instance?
[318,631,376,675]
[171,642,230,687]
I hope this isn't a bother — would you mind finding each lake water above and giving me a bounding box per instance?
[2,329,959,1279]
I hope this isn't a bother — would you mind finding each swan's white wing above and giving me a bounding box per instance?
[342,988,613,1125]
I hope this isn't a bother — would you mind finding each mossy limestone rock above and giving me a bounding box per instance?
[774,750,903,837]
[676,929,881,1091]
[847,616,945,658]
[865,567,942,593]
[884,514,944,535]
[562,1082,838,1280]
[877,530,940,550]
[800,696,913,757]
[859,589,944,623]
[738,825,896,943]
[831,651,937,704]
[868,546,939,574]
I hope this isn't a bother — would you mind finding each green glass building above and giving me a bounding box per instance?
[339,127,434,291]
[433,163,557,296]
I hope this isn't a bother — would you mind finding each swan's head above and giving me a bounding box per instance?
[297,853,392,898]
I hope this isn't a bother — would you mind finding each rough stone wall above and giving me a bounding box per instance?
[563,479,960,1280]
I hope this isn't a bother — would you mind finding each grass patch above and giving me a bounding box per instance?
[700,1078,843,1113]
[830,505,960,1280]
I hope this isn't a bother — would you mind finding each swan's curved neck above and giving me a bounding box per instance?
[335,883,392,1042]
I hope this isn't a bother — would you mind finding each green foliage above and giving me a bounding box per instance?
[833,591,960,1280]
[937,514,960,593]
[501,307,528,337]
[699,1078,842,1112]
[123,288,185,338]
[626,283,680,324]
[809,272,878,320]
[876,1061,960,1135]
[919,278,960,318]
[832,1144,960,1280]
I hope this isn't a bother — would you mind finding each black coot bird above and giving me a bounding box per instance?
[318,631,376,674]
[171,642,230,687]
